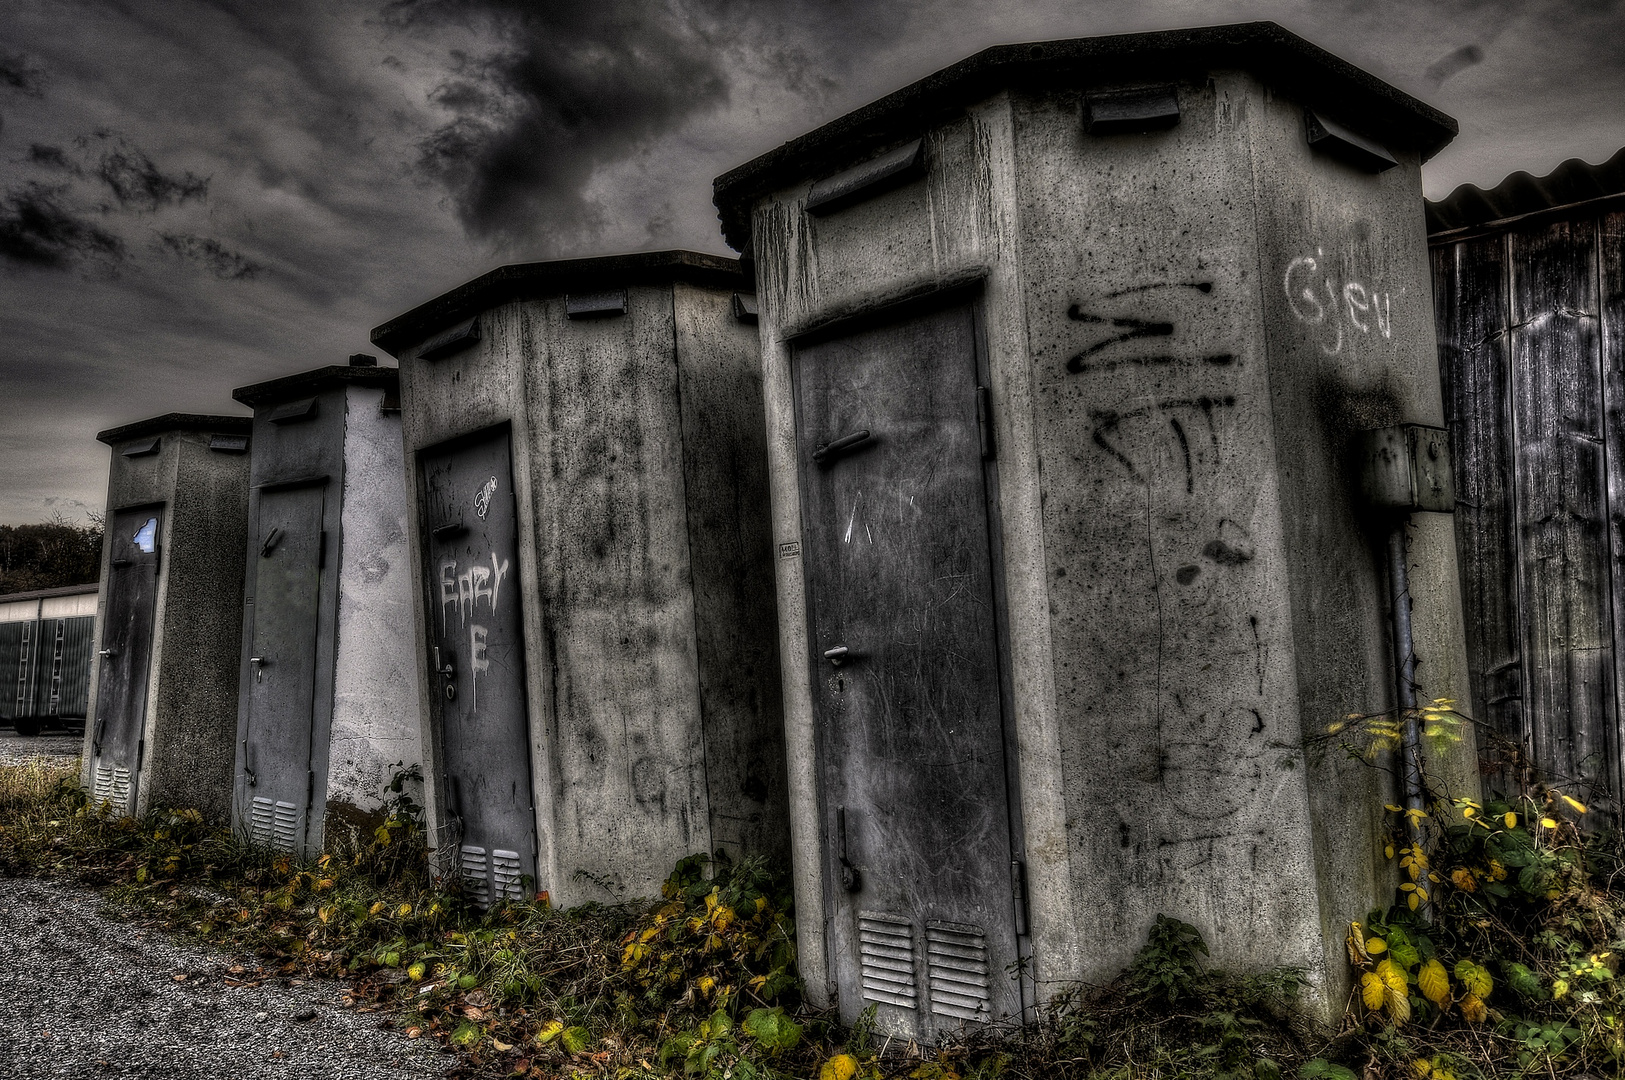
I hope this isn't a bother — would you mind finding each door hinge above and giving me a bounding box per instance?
[318,531,328,569]
[307,768,316,806]
[1012,859,1029,936]
[135,738,145,773]
[977,385,996,460]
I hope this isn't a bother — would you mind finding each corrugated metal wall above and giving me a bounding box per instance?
[1433,207,1625,807]
[0,615,95,722]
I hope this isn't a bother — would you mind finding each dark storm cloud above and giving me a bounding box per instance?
[0,182,124,270]
[85,136,209,211]
[155,232,262,280]
[390,0,732,245]
[388,0,909,248]
[26,143,78,173]
[0,50,45,97]
[1426,43,1485,84]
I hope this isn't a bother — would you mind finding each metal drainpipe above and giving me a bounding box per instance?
[1387,521,1431,922]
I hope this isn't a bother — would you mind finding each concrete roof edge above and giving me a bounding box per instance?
[96,413,253,446]
[1426,144,1625,236]
[711,21,1458,251]
[232,365,399,407]
[0,582,100,604]
[370,249,749,356]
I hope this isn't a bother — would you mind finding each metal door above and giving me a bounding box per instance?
[419,428,535,907]
[793,301,1024,1040]
[238,484,324,855]
[90,507,163,816]
[54,616,96,721]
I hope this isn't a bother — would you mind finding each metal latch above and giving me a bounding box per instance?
[243,741,256,787]
[249,656,267,682]
[435,647,456,700]
[1012,859,1029,936]
[823,644,849,667]
[837,807,861,893]
[260,528,282,557]
[813,429,873,465]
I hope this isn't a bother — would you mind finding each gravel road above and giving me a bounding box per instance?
[0,731,83,767]
[0,878,454,1079]
[0,733,454,1079]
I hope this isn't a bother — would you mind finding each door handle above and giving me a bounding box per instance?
[813,429,872,464]
[434,648,456,700]
[260,528,282,557]
[823,645,849,667]
[249,656,267,682]
[98,648,115,658]
[837,807,861,893]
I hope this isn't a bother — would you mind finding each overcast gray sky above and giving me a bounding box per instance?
[2,0,1622,525]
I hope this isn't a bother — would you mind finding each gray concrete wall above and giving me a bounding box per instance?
[325,384,424,838]
[146,435,249,820]
[1012,73,1328,1003]
[745,70,1474,1021]
[81,427,248,822]
[520,287,712,903]
[672,282,791,866]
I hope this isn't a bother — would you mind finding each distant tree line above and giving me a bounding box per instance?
[0,516,103,594]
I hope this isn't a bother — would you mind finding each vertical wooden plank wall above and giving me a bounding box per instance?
[1601,210,1625,808]
[1436,214,1623,810]
[1436,239,1522,752]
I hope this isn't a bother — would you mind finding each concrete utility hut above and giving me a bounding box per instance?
[371,251,788,908]
[229,356,421,859]
[81,414,251,821]
[714,22,1477,1034]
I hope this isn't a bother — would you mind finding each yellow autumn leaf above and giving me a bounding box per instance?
[1347,923,1371,967]
[1451,868,1477,893]
[1455,960,1493,999]
[1461,993,1488,1023]
[1385,843,1396,859]
[1377,960,1406,994]
[1387,986,1412,1024]
[1489,859,1507,880]
[821,1054,860,1080]
[397,903,412,918]
[1563,795,1588,814]
[368,901,385,916]
[1504,812,1517,829]
[1540,817,1559,830]
[1366,937,1388,956]
[1361,971,1386,1012]
[1410,1059,1431,1078]
[535,1020,564,1045]
[1385,804,1404,813]
[1408,892,1422,911]
[1419,959,1451,1008]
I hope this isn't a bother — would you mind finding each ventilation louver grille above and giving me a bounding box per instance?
[460,845,491,908]
[249,797,300,851]
[926,922,991,1020]
[858,913,917,1009]
[492,849,524,902]
[93,763,131,814]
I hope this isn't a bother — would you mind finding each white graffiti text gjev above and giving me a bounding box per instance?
[1284,250,1400,355]
[439,553,510,710]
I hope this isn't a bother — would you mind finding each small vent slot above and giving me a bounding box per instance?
[461,845,491,908]
[250,796,275,845]
[93,764,115,806]
[272,801,299,852]
[926,922,991,1020]
[111,768,131,815]
[492,849,524,901]
[858,912,917,1009]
